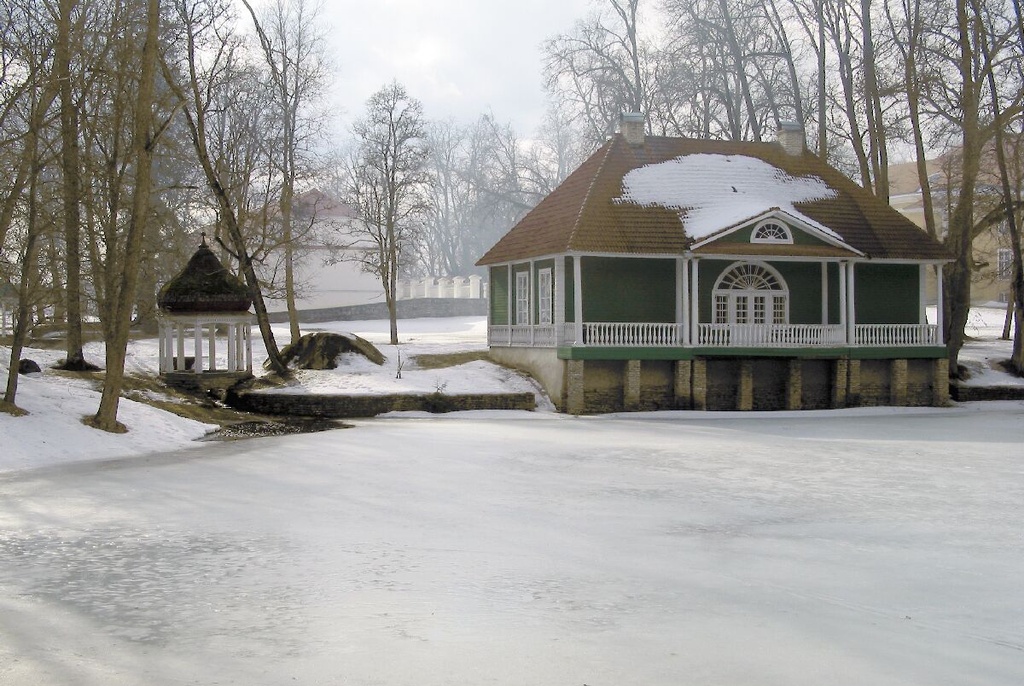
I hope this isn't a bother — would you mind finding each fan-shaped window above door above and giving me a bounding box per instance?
[713,262,789,325]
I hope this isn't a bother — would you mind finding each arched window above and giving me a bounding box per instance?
[713,262,789,325]
[751,220,792,244]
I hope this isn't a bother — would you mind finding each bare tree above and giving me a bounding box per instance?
[2,0,60,412]
[340,81,429,345]
[883,0,941,236]
[661,0,805,141]
[241,0,328,344]
[90,0,163,432]
[543,0,655,148]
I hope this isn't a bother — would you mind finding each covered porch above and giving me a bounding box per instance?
[487,254,946,352]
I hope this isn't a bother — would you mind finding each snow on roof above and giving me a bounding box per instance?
[617,153,843,241]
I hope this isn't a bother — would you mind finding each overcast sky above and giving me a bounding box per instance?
[317,0,595,135]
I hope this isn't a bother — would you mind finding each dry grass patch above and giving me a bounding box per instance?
[412,350,489,370]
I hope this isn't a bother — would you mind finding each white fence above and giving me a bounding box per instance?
[397,275,486,300]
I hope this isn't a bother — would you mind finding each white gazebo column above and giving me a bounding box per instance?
[935,264,945,344]
[573,256,584,345]
[227,324,237,372]
[158,320,167,372]
[689,259,700,345]
[208,323,217,371]
[236,323,245,371]
[193,318,203,373]
[245,324,253,371]
[176,323,186,371]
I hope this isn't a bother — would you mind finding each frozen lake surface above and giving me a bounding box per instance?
[2,406,1022,685]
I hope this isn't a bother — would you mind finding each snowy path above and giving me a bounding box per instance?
[1,407,1022,685]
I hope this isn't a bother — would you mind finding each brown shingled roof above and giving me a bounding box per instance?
[477,135,950,265]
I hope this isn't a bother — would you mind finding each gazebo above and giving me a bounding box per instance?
[157,238,254,387]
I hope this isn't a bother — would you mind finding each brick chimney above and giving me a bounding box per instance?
[776,121,806,155]
[620,112,645,146]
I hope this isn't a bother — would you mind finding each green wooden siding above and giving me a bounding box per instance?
[697,260,728,322]
[827,262,841,325]
[774,262,823,324]
[490,265,509,325]
[855,263,920,324]
[582,257,676,322]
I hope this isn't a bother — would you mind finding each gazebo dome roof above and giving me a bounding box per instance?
[158,239,252,313]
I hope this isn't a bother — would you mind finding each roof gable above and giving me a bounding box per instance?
[477,135,950,265]
[691,209,864,257]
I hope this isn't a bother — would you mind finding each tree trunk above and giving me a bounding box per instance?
[861,0,889,200]
[92,0,161,432]
[974,0,1024,373]
[55,0,89,371]
[816,0,827,157]
[283,179,301,344]
[3,141,44,409]
[943,0,983,374]
[718,0,762,141]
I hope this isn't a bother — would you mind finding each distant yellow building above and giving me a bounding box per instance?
[889,156,1016,307]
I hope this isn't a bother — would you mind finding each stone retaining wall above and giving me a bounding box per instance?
[228,390,535,418]
[949,383,1024,401]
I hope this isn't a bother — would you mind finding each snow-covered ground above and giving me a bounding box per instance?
[1,310,1022,685]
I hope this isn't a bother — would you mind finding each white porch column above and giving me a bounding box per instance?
[838,263,847,340]
[529,259,535,346]
[935,264,945,344]
[821,263,829,325]
[554,256,566,344]
[919,264,928,324]
[689,259,700,345]
[846,263,857,345]
[506,264,513,336]
[675,258,684,345]
[574,256,584,345]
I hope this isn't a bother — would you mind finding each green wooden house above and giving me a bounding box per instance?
[476,120,952,413]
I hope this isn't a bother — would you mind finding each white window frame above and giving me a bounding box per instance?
[750,220,793,244]
[997,247,1013,279]
[538,268,553,324]
[515,270,531,325]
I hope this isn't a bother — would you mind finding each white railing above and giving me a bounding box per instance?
[489,324,559,347]
[855,324,939,346]
[698,323,846,347]
[490,322,941,349]
[583,322,682,346]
